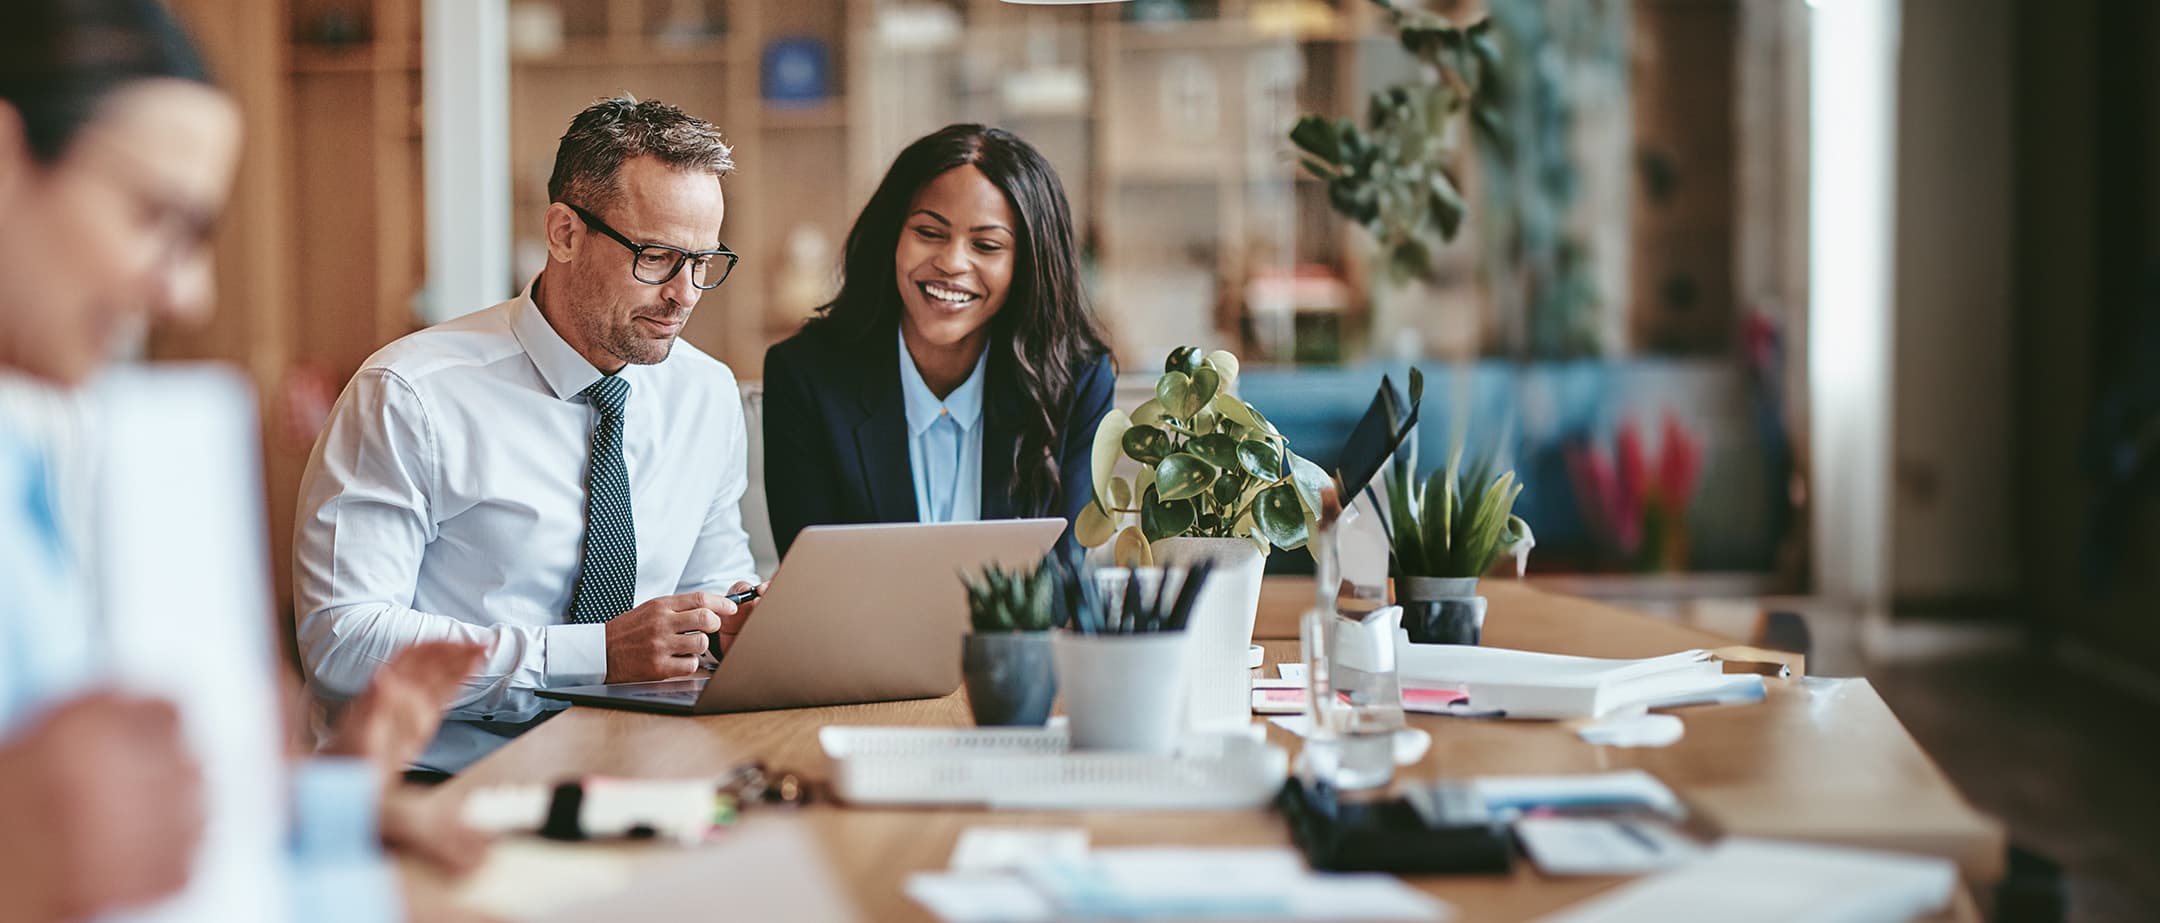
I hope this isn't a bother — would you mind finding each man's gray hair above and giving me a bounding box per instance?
[546,94,734,215]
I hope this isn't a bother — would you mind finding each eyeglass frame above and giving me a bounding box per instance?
[563,202,738,291]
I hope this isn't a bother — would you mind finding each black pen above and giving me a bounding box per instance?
[702,587,759,667]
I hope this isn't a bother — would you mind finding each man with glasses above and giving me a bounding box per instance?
[293,96,765,775]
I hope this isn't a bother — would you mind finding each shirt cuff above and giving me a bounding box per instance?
[545,622,609,686]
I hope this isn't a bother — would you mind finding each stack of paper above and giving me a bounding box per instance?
[1392,643,1743,719]
[1534,838,1957,922]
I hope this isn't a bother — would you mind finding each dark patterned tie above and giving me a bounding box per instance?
[569,375,635,623]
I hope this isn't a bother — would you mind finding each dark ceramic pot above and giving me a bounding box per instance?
[961,632,1057,726]
[1397,576,1487,646]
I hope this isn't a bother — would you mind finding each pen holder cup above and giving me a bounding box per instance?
[1052,630,1193,753]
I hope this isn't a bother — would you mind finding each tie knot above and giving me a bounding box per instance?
[583,375,630,416]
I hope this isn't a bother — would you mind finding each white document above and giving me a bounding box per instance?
[1473,771,1685,818]
[524,819,864,923]
[1024,848,1448,921]
[1534,838,1957,923]
[1278,663,1309,683]
[1575,713,1685,748]
[913,848,1449,922]
[1514,818,1701,876]
[907,874,1057,923]
[950,827,1090,873]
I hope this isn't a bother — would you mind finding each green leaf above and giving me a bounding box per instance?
[1155,453,1218,502]
[1108,476,1133,510]
[1385,466,1425,575]
[1189,366,1222,411]
[1429,170,1466,240]
[1122,424,1170,465]
[1131,398,1168,428]
[1211,470,1247,508]
[1188,433,1240,471]
[1214,394,1263,432]
[1165,346,1205,376]
[1458,472,1518,576]
[1237,440,1281,482]
[1076,499,1118,548]
[1090,409,1131,515]
[1289,115,1348,165]
[1140,486,1196,540]
[1113,526,1152,568]
[1423,465,1454,574]
[1157,372,1194,421]
[1288,453,1331,520]
[1205,350,1240,390]
[1253,484,1309,550]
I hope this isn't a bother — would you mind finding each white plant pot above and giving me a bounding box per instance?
[1148,536,1266,734]
[1051,631,1193,752]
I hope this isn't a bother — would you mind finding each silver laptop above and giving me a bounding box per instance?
[537,518,1068,714]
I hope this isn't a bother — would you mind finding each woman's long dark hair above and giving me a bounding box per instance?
[806,124,1110,517]
[0,0,213,164]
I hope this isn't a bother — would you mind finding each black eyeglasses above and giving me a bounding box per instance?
[565,202,738,290]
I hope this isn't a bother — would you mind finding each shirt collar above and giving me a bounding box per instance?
[896,325,988,438]
[511,276,634,402]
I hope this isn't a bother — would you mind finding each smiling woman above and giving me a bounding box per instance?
[761,124,1116,557]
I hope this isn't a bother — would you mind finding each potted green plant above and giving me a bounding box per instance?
[1289,3,1500,283]
[1077,346,1328,732]
[960,561,1062,727]
[1379,446,1534,645]
[1048,554,1216,753]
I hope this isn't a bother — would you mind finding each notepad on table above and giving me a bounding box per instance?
[1392,644,1737,719]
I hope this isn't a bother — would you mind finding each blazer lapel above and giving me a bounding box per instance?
[980,356,1022,520]
[850,333,920,523]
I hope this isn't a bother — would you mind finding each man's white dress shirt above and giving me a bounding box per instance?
[293,282,759,772]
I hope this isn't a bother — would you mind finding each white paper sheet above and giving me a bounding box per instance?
[1514,817,1701,876]
[1535,838,1956,923]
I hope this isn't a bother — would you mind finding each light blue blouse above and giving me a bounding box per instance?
[897,327,987,524]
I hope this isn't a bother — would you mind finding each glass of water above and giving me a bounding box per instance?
[1300,522,1404,791]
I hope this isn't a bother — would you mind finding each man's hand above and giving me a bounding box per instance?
[713,580,767,655]
[603,592,746,682]
[0,693,203,923]
[323,641,486,783]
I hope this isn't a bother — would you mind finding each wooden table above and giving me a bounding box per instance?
[415,579,2003,921]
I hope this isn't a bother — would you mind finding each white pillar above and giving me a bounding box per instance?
[1807,0,1902,607]
[423,0,511,322]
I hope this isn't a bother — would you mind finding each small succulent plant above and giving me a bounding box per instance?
[1381,446,1534,579]
[962,562,1060,633]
